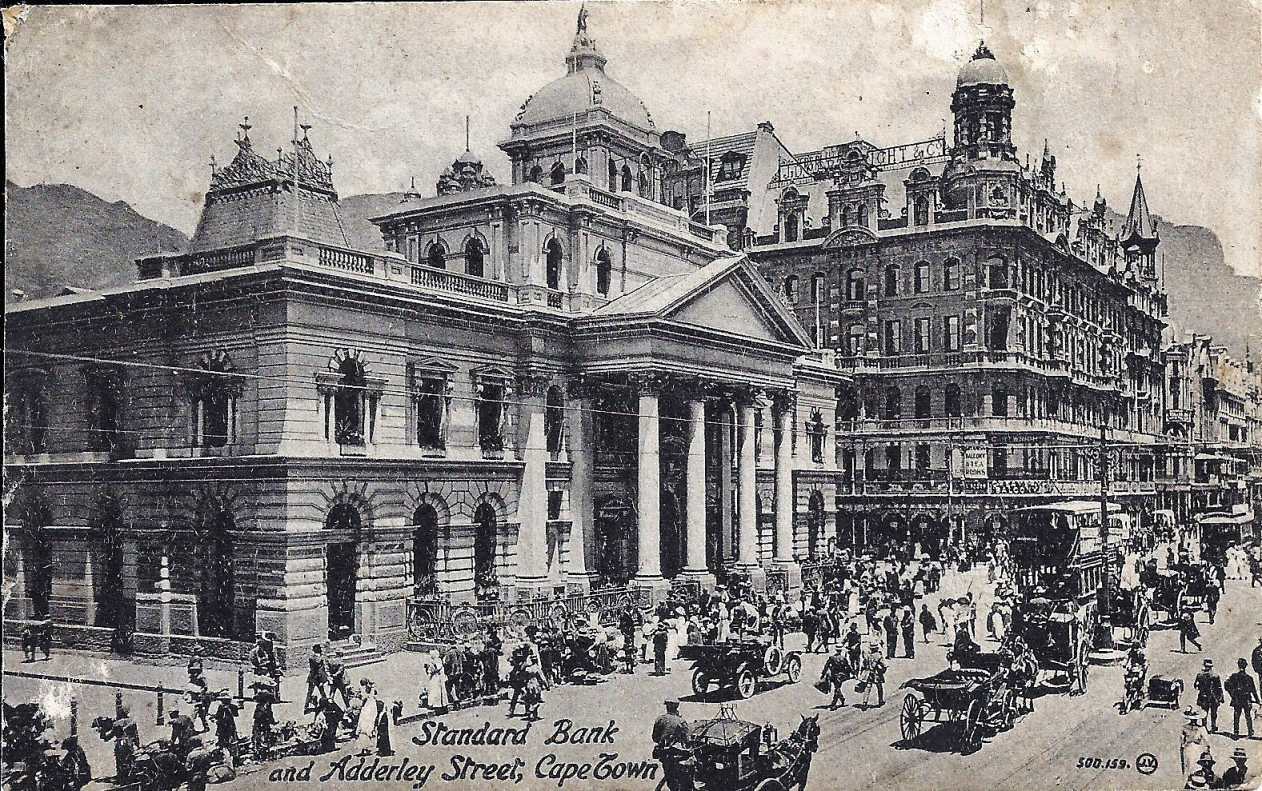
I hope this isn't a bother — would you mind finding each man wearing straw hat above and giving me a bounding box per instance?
[1220,748,1250,789]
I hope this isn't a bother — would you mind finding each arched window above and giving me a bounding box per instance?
[914,261,931,293]
[784,275,800,303]
[841,205,853,227]
[190,351,240,448]
[595,248,612,296]
[575,156,588,175]
[529,164,544,183]
[846,268,865,301]
[426,242,446,270]
[545,239,563,290]
[943,257,960,290]
[638,169,650,199]
[992,383,1009,417]
[621,165,633,192]
[915,386,931,419]
[465,238,485,278]
[412,504,439,595]
[944,384,962,417]
[607,159,618,191]
[914,196,930,226]
[784,213,799,242]
[811,272,826,302]
[884,265,900,297]
[550,161,566,186]
[883,386,901,420]
[473,503,498,586]
[545,386,564,454]
[857,203,868,227]
[847,324,865,355]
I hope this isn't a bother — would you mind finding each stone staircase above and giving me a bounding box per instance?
[329,636,385,670]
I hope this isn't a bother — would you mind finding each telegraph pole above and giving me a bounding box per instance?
[1097,423,1114,649]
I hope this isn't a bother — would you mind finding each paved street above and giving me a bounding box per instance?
[5,567,1260,791]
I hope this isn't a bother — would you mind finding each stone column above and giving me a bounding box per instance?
[737,393,760,569]
[565,378,597,591]
[718,402,735,561]
[773,390,802,592]
[681,393,712,585]
[514,375,550,593]
[633,374,669,599]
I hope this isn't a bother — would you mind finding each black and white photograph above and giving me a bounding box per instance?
[3,2,1261,789]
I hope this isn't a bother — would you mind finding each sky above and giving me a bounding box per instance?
[5,1,1261,279]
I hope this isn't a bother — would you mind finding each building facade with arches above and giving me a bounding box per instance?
[3,8,844,666]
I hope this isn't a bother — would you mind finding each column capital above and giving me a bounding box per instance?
[733,386,764,409]
[515,373,551,398]
[769,387,798,414]
[628,371,668,397]
[669,375,714,403]
[565,373,600,400]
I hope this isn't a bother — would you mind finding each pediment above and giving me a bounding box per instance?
[822,227,878,249]
[669,276,785,343]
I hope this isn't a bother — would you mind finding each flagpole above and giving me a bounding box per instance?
[705,110,712,226]
[572,112,578,176]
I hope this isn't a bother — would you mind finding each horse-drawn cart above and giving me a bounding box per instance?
[899,665,1017,753]
[681,641,803,700]
[689,713,819,791]
[1012,597,1093,695]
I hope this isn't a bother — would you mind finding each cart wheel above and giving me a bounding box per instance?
[784,655,802,684]
[753,780,786,791]
[1075,654,1089,695]
[900,694,924,742]
[735,667,758,699]
[692,669,709,697]
[962,700,982,752]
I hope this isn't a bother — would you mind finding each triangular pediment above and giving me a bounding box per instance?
[670,277,784,343]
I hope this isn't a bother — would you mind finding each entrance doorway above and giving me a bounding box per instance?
[326,542,357,638]
[199,511,236,638]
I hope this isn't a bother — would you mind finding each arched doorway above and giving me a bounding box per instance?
[807,491,825,559]
[325,504,360,639]
[473,503,498,595]
[90,496,129,631]
[198,508,236,639]
[412,505,439,597]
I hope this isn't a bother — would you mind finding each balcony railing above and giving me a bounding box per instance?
[411,265,510,302]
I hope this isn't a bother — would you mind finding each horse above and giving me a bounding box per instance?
[774,714,820,790]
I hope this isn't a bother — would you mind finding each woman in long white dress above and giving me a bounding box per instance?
[665,608,683,661]
[716,606,731,643]
[354,681,378,755]
[425,650,449,712]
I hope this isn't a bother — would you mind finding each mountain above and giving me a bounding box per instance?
[5,181,1260,357]
[4,180,188,302]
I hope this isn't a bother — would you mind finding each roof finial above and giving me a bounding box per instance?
[465,115,471,152]
[577,3,589,36]
[209,154,218,175]
[1136,152,1142,173]
[238,115,252,143]
[292,106,299,143]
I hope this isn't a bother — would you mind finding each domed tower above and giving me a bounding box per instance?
[500,5,664,201]
[950,42,1017,163]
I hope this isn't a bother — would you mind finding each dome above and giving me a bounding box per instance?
[957,42,1009,87]
[513,7,654,132]
[516,68,654,131]
[455,149,482,165]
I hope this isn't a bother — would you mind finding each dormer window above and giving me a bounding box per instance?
[188,350,242,448]
[717,152,745,181]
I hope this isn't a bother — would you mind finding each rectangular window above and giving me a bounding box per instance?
[944,315,961,351]
[914,317,931,353]
[416,377,447,450]
[477,379,507,453]
[547,491,563,520]
[915,443,930,474]
[943,259,960,291]
[883,320,901,355]
[85,367,124,453]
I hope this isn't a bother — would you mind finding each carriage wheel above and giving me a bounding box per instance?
[784,655,802,684]
[753,780,786,791]
[735,667,758,699]
[900,694,925,742]
[137,763,160,791]
[962,700,983,752]
[691,669,709,697]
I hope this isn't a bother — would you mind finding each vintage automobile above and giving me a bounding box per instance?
[681,641,803,700]
[688,712,819,791]
[899,661,1017,753]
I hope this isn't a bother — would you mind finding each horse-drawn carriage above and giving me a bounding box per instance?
[1177,561,1214,610]
[688,712,819,791]
[1012,597,1094,695]
[899,654,1019,753]
[1104,586,1150,648]
[681,640,803,700]
[1148,569,1184,624]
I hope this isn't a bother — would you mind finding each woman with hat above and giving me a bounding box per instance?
[424,650,449,713]
[353,679,378,756]
[1181,707,1211,779]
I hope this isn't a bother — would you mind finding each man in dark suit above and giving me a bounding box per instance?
[305,645,329,713]
[1225,657,1260,739]
[1195,658,1224,733]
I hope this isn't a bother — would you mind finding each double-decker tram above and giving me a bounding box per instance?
[1196,509,1257,567]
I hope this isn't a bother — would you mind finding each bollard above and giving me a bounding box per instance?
[116,691,124,718]
[70,699,78,736]
[156,690,164,726]
[238,669,245,701]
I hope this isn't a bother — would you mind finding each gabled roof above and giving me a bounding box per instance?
[587,254,812,350]
[1120,171,1158,242]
